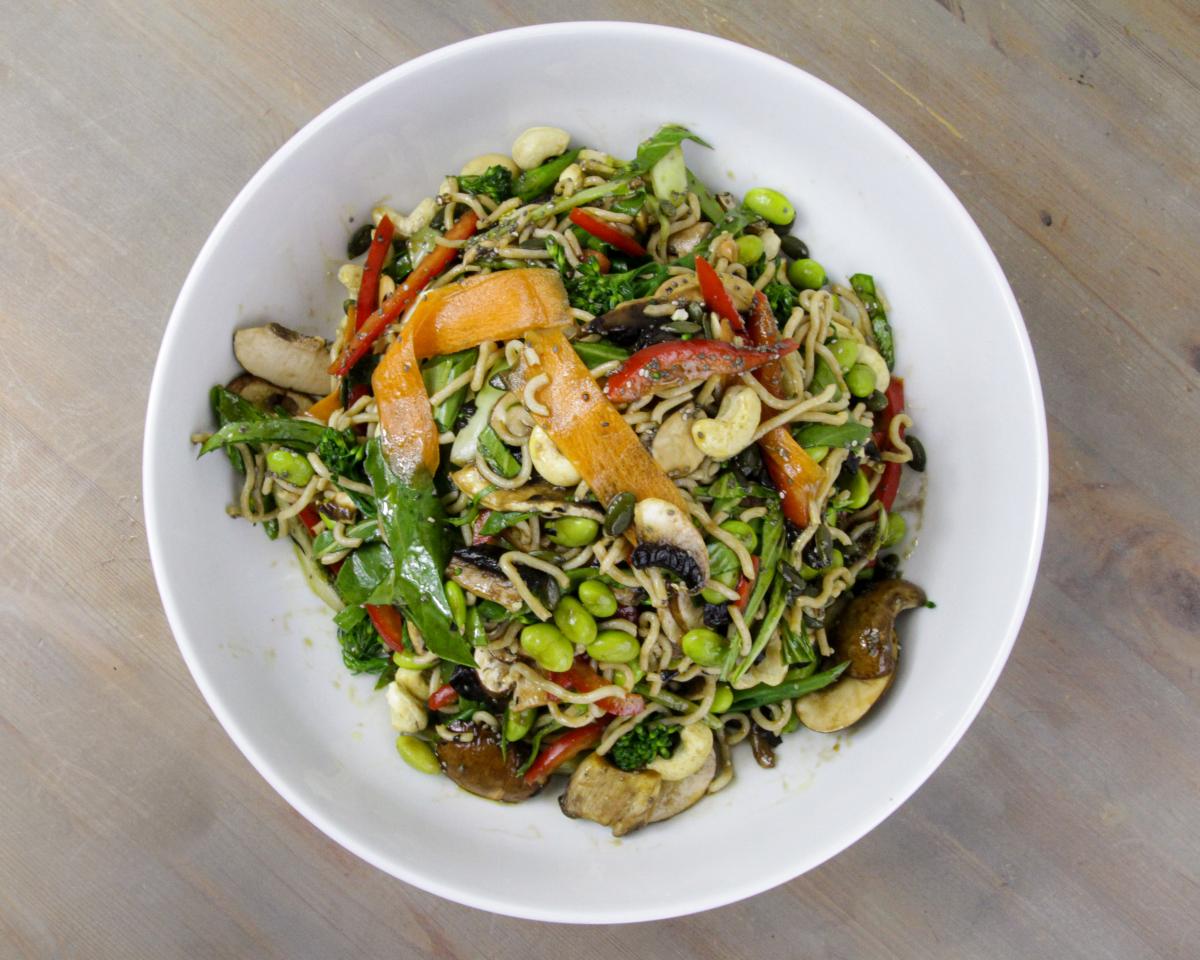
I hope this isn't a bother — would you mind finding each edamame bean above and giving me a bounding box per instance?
[520,623,575,671]
[611,663,645,687]
[806,445,829,463]
[780,234,809,260]
[681,628,729,667]
[444,580,467,633]
[845,363,876,398]
[736,234,764,265]
[828,339,859,370]
[550,516,600,547]
[710,683,733,714]
[845,469,871,510]
[700,566,740,605]
[586,629,639,663]
[744,187,796,226]
[554,596,597,647]
[395,735,440,774]
[503,707,536,742]
[266,449,314,486]
[882,511,907,547]
[787,257,826,290]
[577,579,618,618]
[719,519,758,553]
[603,491,636,537]
[907,435,927,472]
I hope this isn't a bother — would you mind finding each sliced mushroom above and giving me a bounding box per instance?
[651,406,706,477]
[647,749,716,823]
[667,221,713,257]
[450,466,603,520]
[226,373,313,415]
[436,724,541,803]
[832,579,927,679]
[652,274,756,312]
[796,675,893,733]
[232,323,331,395]
[629,498,709,594]
[559,752,663,836]
[446,545,560,613]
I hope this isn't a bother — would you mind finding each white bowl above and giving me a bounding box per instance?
[144,22,1046,923]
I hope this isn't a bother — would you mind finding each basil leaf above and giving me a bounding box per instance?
[478,510,535,536]
[792,422,872,449]
[335,542,395,605]
[199,418,327,456]
[634,124,711,173]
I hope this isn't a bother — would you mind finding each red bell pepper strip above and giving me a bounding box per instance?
[873,378,906,510]
[427,683,459,711]
[297,505,323,535]
[329,210,479,377]
[568,208,646,257]
[695,256,745,335]
[367,604,407,653]
[735,556,760,610]
[549,658,645,717]
[471,511,497,546]
[522,719,610,785]
[745,293,825,528]
[876,462,902,512]
[355,215,395,331]
[604,338,799,404]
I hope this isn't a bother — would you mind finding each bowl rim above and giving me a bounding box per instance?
[143,20,1048,923]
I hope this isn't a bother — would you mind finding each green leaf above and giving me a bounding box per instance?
[423,348,477,433]
[850,273,895,369]
[727,661,849,712]
[516,721,565,775]
[792,422,872,449]
[332,604,390,674]
[199,418,327,457]
[731,575,789,683]
[335,542,395,605]
[209,385,269,473]
[365,439,474,666]
[741,505,783,624]
[457,164,513,204]
[572,339,630,369]
[634,124,711,173]
[781,622,815,665]
[686,168,725,223]
[477,510,535,536]
[763,282,799,319]
[477,427,521,479]
[677,206,758,267]
[513,149,581,202]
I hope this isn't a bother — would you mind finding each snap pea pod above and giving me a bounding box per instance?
[849,273,895,369]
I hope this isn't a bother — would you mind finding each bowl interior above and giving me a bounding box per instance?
[145,23,1046,923]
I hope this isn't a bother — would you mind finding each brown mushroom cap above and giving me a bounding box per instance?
[831,579,927,679]
[435,724,541,803]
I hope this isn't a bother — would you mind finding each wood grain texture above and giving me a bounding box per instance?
[2,1,1198,957]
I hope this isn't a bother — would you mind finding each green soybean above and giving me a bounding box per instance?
[828,339,859,370]
[603,491,636,537]
[788,257,826,290]
[845,469,871,510]
[744,187,795,226]
[681,628,729,667]
[586,629,639,663]
[845,363,876,398]
[395,736,440,774]
[266,449,314,486]
[520,623,574,671]
[444,580,467,634]
[611,663,645,687]
[710,683,734,714]
[806,445,830,463]
[578,579,618,618]
[719,519,758,553]
[554,596,597,647]
[736,234,764,265]
[503,707,536,742]
[882,511,907,547]
[550,516,600,547]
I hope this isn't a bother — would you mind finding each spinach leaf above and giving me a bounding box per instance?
[781,622,815,665]
[199,418,327,456]
[457,164,513,204]
[686,168,725,223]
[478,510,535,536]
[332,605,391,674]
[365,439,473,666]
[849,273,895,369]
[634,124,711,173]
[423,348,478,433]
[727,661,849,712]
[707,540,741,582]
[792,422,872,449]
[517,721,565,774]
[209,385,268,473]
[477,427,521,479]
[572,339,630,369]
[335,541,395,605]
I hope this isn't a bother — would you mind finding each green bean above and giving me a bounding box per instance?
[503,706,536,742]
[265,449,314,486]
[577,579,618,618]
[907,435,927,472]
[395,736,440,774]
[845,363,876,398]
[736,234,764,265]
[586,629,639,663]
[780,235,809,260]
[520,624,574,671]
[681,628,728,667]
[828,339,859,370]
[882,511,907,547]
[603,491,636,537]
[553,596,597,647]
[719,519,758,553]
[710,683,734,714]
[550,516,600,547]
[743,187,795,226]
[444,580,467,634]
[788,257,826,290]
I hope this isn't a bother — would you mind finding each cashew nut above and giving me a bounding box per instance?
[511,125,571,171]
[386,681,428,734]
[555,162,583,196]
[648,723,714,781]
[528,425,581,486]
[337,263,363,296]
[760,229,781,261]
[373,197,437,237]
[855,343,891,392]
[651,406,706,476]
[394,667,429,700]
[459,152,519,177]
[691,386,762,461]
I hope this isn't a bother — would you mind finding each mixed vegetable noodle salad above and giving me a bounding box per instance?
[194,124,930,835]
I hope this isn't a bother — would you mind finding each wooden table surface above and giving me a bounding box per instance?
[3,1,1198,957]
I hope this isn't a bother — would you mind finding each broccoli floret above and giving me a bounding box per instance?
[550,250,671,316]
[316,427,364,478]
[458,165,513,204]
[763,281,799,320]
[609,723,679,771]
